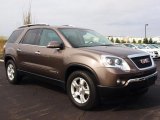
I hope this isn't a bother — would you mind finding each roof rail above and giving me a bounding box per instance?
[62,25,74,27]
[19,24,49,28]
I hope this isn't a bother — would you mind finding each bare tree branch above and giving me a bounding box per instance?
[23,1,32,25]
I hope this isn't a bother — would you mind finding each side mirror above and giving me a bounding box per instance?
[47,41,64,49]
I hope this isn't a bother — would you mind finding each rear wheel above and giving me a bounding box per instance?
[6,60,21,84]
[67,71,97,110]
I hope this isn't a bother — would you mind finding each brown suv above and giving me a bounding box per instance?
[4,24,157,110]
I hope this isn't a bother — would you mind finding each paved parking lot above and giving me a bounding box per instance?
[0,60,160,120]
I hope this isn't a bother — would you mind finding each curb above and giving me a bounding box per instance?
[0,59,4,62]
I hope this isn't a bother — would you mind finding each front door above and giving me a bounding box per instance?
[31,29,64,80]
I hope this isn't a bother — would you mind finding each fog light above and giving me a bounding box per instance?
[117,79,121,84]
[117,79,126,85]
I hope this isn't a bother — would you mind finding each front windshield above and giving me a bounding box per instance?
[59,28,112,48]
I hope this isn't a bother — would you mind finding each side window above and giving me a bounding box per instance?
[127,44,132,48]
[22,29,41,45]
[125,44,130,47]
[39,29,62,46]
[8,29,24,43]
[130,45,135,48]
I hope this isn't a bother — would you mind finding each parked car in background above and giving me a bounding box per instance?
[124,43,159,58]
[156,44,160,48]
[142,44,160,57]
[152,44,160,49]
[114,43,127,48]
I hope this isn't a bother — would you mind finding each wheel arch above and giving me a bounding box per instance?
[65,63,99,88]
[4,55,16,66]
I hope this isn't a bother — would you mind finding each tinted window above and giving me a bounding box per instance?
[39,29,62,46]
[8,29,24,43]
[22,29,41,45]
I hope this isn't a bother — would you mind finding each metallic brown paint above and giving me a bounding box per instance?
[4,25,157,91]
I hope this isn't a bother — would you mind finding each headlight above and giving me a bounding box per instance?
[101,55,130,71]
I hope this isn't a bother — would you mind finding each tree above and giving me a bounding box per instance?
[121,40,126,43]
[143,38,148,44]
[132,39,136,43]
[138,40,142,44]
[115,38,120,43]
[127,40,131,43]
[23,2,32,25]
[149,38,153,44]
[110,38,114,43]
[0,36,7,54]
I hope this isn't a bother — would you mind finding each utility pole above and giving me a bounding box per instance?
[145,24,148,39]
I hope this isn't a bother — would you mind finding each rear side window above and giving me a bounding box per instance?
[22,29,42,45]
[8,29,24,43]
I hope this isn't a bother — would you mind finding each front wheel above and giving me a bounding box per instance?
[67,71,97,110]
[6,60,21,84]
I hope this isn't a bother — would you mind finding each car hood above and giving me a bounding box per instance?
[79,46,145,58]
[141,48,160,52]
[151,48,160,51]
[140,49,155,51]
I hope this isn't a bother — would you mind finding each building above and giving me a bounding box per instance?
[108,36,158,43]
[152,37,160,43]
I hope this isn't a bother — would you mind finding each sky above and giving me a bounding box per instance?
[0,0,160,37]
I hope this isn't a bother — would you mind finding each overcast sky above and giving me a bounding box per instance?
[0,0,160,37]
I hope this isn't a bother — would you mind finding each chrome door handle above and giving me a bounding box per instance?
[17,48,22,52]
[35,51,41,55]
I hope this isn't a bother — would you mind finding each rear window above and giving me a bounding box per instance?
[8,29,24,43]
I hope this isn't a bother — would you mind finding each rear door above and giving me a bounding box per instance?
[17,28,42,73]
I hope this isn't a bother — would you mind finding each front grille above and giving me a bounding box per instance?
[131,55,152,69]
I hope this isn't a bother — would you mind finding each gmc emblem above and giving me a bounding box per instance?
[140,58,150,64]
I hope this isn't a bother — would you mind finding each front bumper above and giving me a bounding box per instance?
[124,71,157,86]
[98,71,157,97]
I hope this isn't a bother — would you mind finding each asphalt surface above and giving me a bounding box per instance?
[0,60,160,120]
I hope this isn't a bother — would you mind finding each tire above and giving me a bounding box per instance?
[6,60,21,84]
[67,71,97,110]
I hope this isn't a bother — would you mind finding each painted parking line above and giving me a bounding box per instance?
[0,59,4,62]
